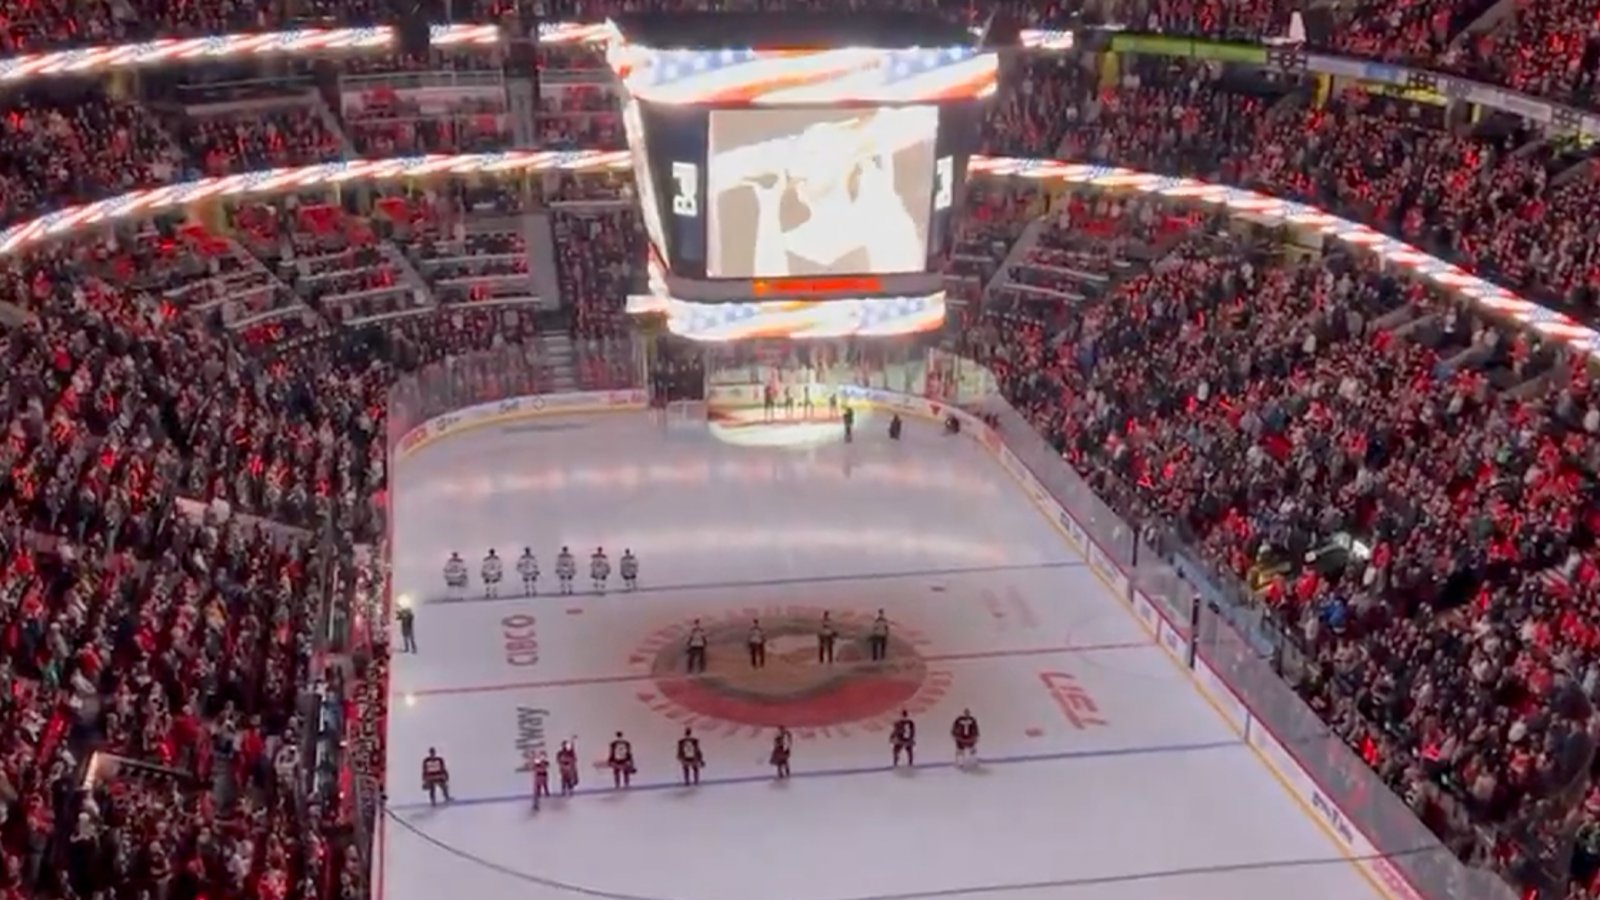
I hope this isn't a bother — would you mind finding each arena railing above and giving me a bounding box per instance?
[385,335,646,446]
[757,347,1522,900]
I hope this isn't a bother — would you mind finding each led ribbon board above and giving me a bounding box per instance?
[0,152,1583,350]
[608,46,997,106]
[0,21,1059,88]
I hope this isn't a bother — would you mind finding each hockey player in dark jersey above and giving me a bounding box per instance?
[891,710,916,767]
[422,748,451,805]
[530,751,551,809]
[556,739,579,796]
[608,731,636,789]
[676,727,705,786]
[952,709,980,767]
[770,726,793,779]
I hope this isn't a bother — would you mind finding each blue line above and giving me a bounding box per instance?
[388,737,1238,812]
[385,797,1406,900]
[423,559,1087,606]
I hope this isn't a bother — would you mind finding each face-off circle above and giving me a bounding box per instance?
[632,606,949,733]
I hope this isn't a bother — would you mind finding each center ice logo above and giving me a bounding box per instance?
[631,606,950,733]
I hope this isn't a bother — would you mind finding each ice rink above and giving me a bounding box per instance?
[378,408,1379,900]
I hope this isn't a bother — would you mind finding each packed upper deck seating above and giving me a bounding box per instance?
[979,56,1600,318]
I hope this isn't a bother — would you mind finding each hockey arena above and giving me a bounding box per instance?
[376,400,1379,900]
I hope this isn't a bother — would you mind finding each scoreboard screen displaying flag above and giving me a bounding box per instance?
[706,105,938,279]
[629,97,982,283]
[608,15,997,337]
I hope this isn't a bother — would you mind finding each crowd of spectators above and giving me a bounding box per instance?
[536,84,624,151]
[0,1,1595,327]
[0,90,183,226]
[0,0,1596,128]
[341,91,512,156]
[11,3,1600,898]
[975,57,1600,318]
[944,181,1049,304]
[958,178,1600,893]
[552,209,644,338]
[0,162,643,897]
[176,108,344,177]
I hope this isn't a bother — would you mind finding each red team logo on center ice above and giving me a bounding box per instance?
[632,606,950,735]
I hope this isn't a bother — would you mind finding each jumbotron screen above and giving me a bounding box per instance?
[609,13,995,336]
[625,97,975,285]
[705,106,940,279]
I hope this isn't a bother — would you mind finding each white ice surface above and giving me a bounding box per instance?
[379,412,1377,900]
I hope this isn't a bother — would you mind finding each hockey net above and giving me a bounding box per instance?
[663,400,708,428]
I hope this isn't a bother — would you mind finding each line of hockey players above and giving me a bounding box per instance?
[443,547,639,597]
[757,384,921,445]
[419,709,981,808]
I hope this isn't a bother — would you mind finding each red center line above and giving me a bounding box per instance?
[401,639,1150,698]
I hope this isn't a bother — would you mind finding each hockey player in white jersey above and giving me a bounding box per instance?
[481,549,503,598]
[443,552,469,598]
[590,547,611,593]
[556,546,577,595]
[516,548,540,596]
[620,549,639,590]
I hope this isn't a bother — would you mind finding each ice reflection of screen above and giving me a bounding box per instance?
[707,106,936,278]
